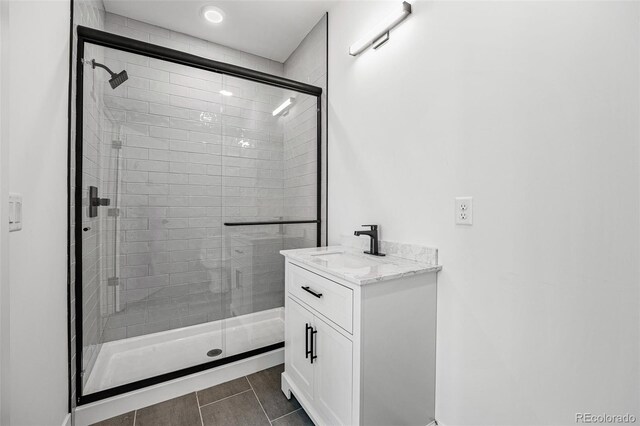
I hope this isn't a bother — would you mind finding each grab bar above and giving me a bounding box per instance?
[224,220,319,227]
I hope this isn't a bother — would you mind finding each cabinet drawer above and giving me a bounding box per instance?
[288,263,353,333]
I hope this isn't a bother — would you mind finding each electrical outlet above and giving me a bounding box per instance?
[455,197,473,225]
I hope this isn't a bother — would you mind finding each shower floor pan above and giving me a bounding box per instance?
[84,307,284,395]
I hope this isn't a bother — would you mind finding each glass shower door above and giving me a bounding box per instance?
[220,74,319,357]
[80,43,226,395]
[75,32,322,403]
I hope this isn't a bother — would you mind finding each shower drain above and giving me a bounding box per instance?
[207,349,223,357]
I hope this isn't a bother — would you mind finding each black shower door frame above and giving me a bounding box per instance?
[73,25,323,405]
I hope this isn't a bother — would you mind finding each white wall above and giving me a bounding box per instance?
[7,1,70,425]
[327,2,639,425]
[0,0,10,423]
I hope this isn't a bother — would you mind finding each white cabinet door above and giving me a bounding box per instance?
[313,318,353,426]
[286,297,315,403]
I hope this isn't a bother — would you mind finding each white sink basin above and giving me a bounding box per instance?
[308,250,382,270]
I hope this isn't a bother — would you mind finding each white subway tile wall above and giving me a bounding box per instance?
[90,14,320,342]
[95,50,291,340]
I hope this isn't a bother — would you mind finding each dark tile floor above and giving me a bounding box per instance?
[91,364,314,426]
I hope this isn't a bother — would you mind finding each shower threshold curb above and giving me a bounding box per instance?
[74,347,283,426]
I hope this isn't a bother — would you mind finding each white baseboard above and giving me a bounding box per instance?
[61,413,71,426]
[75,348,283,426]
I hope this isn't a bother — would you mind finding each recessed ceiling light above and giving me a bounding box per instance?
[219,90,233,97]
[202,6,224,24]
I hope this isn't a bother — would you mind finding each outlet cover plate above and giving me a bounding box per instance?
[455,197,473,225]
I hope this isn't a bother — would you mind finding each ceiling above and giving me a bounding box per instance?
[103,1,332,62]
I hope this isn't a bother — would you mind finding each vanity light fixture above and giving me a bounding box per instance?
[219,90,233,96]
[272,97,294,117]
[349,1,412,56]
[202,6,224,24]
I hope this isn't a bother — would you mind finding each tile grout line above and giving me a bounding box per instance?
[198,388,254,409]
[132,410,137,426]
[195,392,205,426]
[270,408,302,423]
[246,375,272,425]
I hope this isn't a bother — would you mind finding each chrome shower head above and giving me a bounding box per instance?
[90,59,128,89]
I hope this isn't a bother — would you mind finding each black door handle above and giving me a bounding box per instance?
[310,327,318,364]
[301,286,323,298]
[305,323,312,359]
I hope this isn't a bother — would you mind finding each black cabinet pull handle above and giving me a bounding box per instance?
[305,323,312,359]
[301,286,323,298]
[310,327,318,364]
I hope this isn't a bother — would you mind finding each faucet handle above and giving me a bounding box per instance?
[360,224,378,230]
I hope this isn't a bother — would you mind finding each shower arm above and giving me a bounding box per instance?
[90,59,116,78]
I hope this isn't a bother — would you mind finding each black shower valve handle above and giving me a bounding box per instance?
[88,186,110,217]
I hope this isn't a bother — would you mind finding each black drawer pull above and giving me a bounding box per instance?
[301,286,323,298]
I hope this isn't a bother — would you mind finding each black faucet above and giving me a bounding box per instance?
[354,225,385,256]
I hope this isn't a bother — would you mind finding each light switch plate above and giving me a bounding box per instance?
[455,197,473,225]
[9,192,22,231]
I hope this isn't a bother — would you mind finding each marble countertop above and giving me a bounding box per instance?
[280,246,441,286]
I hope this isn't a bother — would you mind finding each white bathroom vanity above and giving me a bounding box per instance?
[280,246,441,426]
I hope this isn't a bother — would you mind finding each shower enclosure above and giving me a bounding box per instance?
[74,27,323,403]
